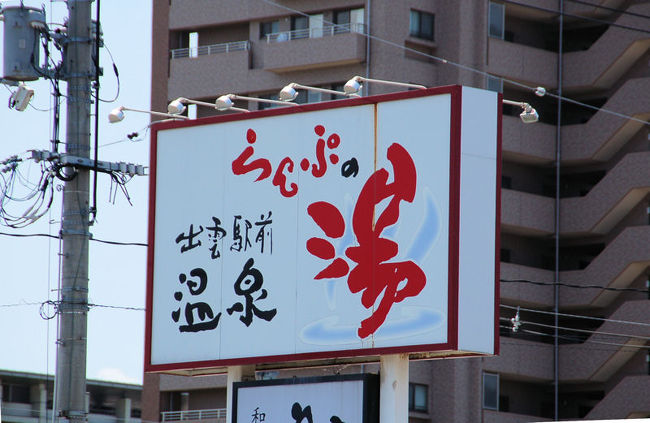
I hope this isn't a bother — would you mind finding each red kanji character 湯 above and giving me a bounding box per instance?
[307,143,426,339]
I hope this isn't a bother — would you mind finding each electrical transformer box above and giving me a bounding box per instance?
[1,6,46,81]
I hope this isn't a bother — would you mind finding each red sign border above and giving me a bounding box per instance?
[144,85,500,373]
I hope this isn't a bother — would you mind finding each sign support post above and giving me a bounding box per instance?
[226,365,255,423]
[380,354,409,423]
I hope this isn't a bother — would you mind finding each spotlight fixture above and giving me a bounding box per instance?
[278,83,355,102]
[343,76,427,95]
[167,97,250,114]
[502,99,539,124]
[108,106,190,123]
[216,94,295,111]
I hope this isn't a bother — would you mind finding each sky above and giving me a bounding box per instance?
[1,0,153,384]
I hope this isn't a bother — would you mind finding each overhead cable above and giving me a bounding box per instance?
[501,304,650,328]
[501,278,649,294]
[500,325,650,350]
[499,317,650,341]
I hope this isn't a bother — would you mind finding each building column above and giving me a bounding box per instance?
[180,392,189,412]
[116,398,132,423]
[30,383,47,423]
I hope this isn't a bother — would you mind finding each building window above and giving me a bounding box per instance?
[257,93,282,110]
[500,249,511,263]
[408,383,428,412]
[409,10,434,41]
[293,89,322,105]
[330,83,352,99]
[489,2,505,39]
[334,8,365,33]
[334,9,350,27]
[486,75,503,93]
[290,14,325,39]
[291,15,309,39]
[482,373,499,410]
[260,20,279,39]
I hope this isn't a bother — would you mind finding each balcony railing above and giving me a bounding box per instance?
[170,41,250,59]
[264,22,365,43]
[161,409,227,422]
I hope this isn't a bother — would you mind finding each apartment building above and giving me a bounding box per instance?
[0,369,141,423]
[146,0,650,421]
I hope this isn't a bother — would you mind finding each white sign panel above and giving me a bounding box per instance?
[145,86,500,372]
[233,375,378,423]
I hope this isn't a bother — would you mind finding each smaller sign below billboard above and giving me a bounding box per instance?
[233,374,379,423]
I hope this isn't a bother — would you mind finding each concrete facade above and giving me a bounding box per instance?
[147,0,650,421]
[0,369,141,423]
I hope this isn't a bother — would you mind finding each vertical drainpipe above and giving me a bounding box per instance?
[554,0,564,421]
[365,0,371,96]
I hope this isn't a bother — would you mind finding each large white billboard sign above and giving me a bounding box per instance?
[145,86,500,372]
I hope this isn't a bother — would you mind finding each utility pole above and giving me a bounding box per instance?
[55,1,93,423]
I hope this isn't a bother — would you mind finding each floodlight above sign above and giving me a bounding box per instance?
[144,85,501,374]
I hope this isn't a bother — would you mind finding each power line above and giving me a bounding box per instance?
[99,124,151,148]
[0,300,144,312]
[501,278,649,294]
[500,339,645,355]
[499,317,650,341]
[500,325,650,350]
[501,304,650,328]
[89,303,144,311]
[0,231,147,246]
[257,0,650,127]
[502,325,650,350]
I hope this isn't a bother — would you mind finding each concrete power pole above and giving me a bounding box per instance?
[55,1,93,423]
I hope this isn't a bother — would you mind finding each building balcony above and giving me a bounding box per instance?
[170,41,250,60]
[500,226,650,308]
[484,337,554,381]
[500,262,554,308]
[561,226,650,308]
[168,41,251,100]
[262,24,367,73]
[562,77,650,163]
[502,150,650,238]
[503,77,650,166]
[487,38,557,89]
[483,409,551,423]
[502,115,555,165]
[169,0,293,29]
[0,404,141,423]
[585,375,650,419]
[501,189,554,237]
[564,3,650,92]
[559,300,650,383]
[561,151,650,236]
[161,409,226,423]
[489,3,650,93]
